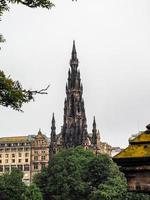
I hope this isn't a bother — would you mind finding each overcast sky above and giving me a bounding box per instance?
[1,0,150,148]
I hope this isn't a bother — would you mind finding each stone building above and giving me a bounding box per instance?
[0,130,49,184]
[50,41,111,157]
[30,130,49,180]
[0,136,31,185]
[113,124,150,193]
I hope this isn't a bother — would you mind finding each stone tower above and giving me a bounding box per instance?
[61,41,88,148]
[49,41,112,158]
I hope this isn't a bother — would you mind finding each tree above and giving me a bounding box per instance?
[33,147,128,200]
[0,168,43,200]
[0,70,49,111]
[0,0,53,110]
[24,184,43,200]
[124,192,150,200]
[0,168,26,200]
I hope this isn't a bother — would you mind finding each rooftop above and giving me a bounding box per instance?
[114,125,150,159]
[0,136,29,143]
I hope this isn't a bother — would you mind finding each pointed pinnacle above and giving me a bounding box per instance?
[38,128,42,134]
[52,112,55,122]
[93,116,96,127]
[72,40,76,53]
[71,40,77,59]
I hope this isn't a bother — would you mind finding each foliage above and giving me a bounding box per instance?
[0,70,49,111]
[24,183,43,200]
[124,192,150,200]
[0,168,26,200]
[34,147,128,200]
[0,0,54,18]
[0,168,43,200]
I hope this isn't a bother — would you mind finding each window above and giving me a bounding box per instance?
[12,159,15,163]
[18,153,22,157]
[34,156,38,161]
[17,165,23,171]
[5,159,8,163]
[41,156,45,161]
[0,154,2,158]
[25,159,28,163]
[41,163,46,169]
[12,154,15,158]
[12,143,17,147]
[25,148,29,151]
[25,153,29,157]
[0,149,3,152]
[18,159,22,163]
[34,151,38,155]
[5,154,9,158]
[0,160,2,163]
[4,165,9,172]
[24,164,29,171]
[11,165,16,170]
[5,148,10,152]
[18,148,23,152]
[0,165,3,172]
[11,148,16,152]
[34,163,38,170]
[42,150,46,154]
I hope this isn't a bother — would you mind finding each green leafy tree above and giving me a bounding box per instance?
[0,168,26,200]
[24,184,43,200]
[34,147,128,200]
[124,192,150,200]
[34,147,94,200]
[0,168,43,200]
[0,70,49,111]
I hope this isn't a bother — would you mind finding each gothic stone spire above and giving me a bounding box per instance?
[92,116,98,145]
[49,113,57,159]
[70,40,79,73]
[62,41,87,148]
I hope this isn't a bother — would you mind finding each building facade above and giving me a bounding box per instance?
[50,41,112,157]
[0,136,31,185]
[0,130,49,185]
[30,130,49,180]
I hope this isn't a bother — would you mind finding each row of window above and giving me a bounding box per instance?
[0,164,30,172]
[33,150,47,154]
[0,156,47,164]
[0,143,30,147]
[34,163,46,170]
[0,148,30,152]
[34,140,46,146]
[0,153,29,158]
[0,158,29,164]
[34,156,46,161]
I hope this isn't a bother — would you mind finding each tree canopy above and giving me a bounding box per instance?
[34,147,150,200]
[34,147,127,200]
[0,168,43,200]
